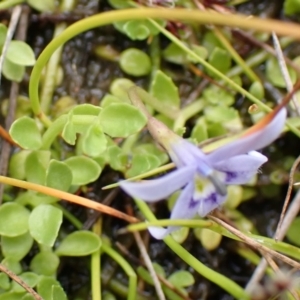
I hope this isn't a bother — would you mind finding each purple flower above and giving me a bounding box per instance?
[120,107,287,239]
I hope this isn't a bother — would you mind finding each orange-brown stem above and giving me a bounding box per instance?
[0,176,139,223]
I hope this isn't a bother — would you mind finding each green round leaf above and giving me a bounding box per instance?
[207,123,226,137]
[55,231,101,256]
[2,232,33,261]
[188,45,208,63]
[52,285,67,300]
[64,156,101,185]
[284,0,300,16]
[82,123,107,157]
[150,70,180,108]
[37,276,61,300]
[29,204,62,247]
[224,185,243,209]
[126,153,161,178]
[207,47,231,77]
[0,203,30,237]
[119,48,151,76]
[204,106,238,123]
[109,78,134,102]
[0,24,8,47]
[266,57,296,88]
[107,145,127,171]
[21,294,36,300]
[62,120,76,145]
[171,227,189,244]
[25,151,50,185]
[11,272,39,293]
[191,118,208,143]
[8,150,30,180]
[16,191,58,206]
[134,143,168,165]
[103,292,117,300]
[72,103,101,116]
[249,81,264,100]
[194,228,222,251]
[46,160,72,192]
[27,0,55,12]
[123,20,150,40]
[30,251,60,276]
[168,270,195,288]
[6,41,36,66]
[0,292,25,300]
[2,58,25,82]
[100,103,147,137]
[101,94,123,108]
[287,217,300,246]
[1,257,22,274]
[9,117,42,150]
[108,0,131,8]
[203,85,235,106]
[163,42,187,64]
[0,273,10,290]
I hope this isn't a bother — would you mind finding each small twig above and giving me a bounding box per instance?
[209,216,300,270]
[125,206,166,300]
[233,29,300,76]
[0,125,18,146]
[82,189,119,230]
[0,5,22,84]
[116,241,191,299]
[272,32,300,115]
[133,231,166,300]
[246,157,300,293]
[275,155,300,241]
[0,7,29,204]
[0,175,139,223]
[262,258,300,300]
[263,254,279,273]
[0,263,42,300]
[115,242,142,264]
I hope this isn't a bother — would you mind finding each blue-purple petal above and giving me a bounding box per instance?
[119,166,195,202]
[148,181,197,239]
[207,108,286,162]
[196,182,227,217]
[170,139,213,176]
[213,151,267,184]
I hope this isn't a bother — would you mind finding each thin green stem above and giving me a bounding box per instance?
[130,87,179,119]
[134,200,250,299]
[121,133,139,154]
[41,115,67,149]
[236,248,296,300]
[236,247,273,276]
[40,24,66,114]
[173,99,205,130]
[102,163,175,190]
[53,203,82,229]
[102,242,137,300]
[105,278,150,300]
[91,219,102,300]
[148,18,300,138]
[30,8,300,122]
[127,219,300,261]
[149,35,161,81]
[41,114,98,149]
[226,37,294,78]
[213,27,260,82]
